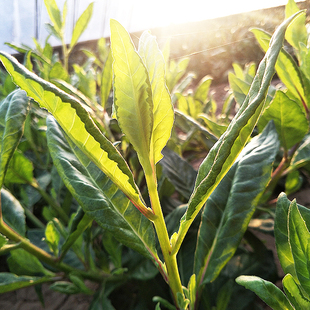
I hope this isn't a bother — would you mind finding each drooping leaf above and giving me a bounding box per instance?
[0,89,30,188]
[258,90,308,150]
[0,273,52,293]
[0,51,151,218]
[172,12,302,254]
[1,189,26,236]
[138,31,174,164]
[288,200,310,298]
[70,2,94,50]
[195,121,279,284]
[110,20,153,170]
[252,25,308,107]
[236,275,294,310]
[283,274,310,310]
[46,116,158,262]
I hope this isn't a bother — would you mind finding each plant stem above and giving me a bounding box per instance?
[145,169,183,307]
[31,180,69,224]
[0,217,106,283]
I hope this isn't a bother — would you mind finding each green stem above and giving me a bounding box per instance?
[0,218,106,283]
[145,168,183,307]
[23,206,45,229]
[31,180,69,224]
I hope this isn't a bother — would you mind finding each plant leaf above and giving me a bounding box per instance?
[110,20,153,169]
[1,189,26,236]
[8,248,53,277]
[160,147,196,201]
[275,193,299,281]
[236,275,294,310]
[70,2,94,50]
[172,12,302,255]
[288,199,310,298]
[101,50,113,108]
[285,0,307,51]
[251,26,308,106]
[44,0,62,35]
[0,273,52,293]
[138,31,174,164]
[283,274,310,310]
[258,90,308,150]
[45,221,60,256]
[0,90,29,188]
[289,135,310,171]
[195,121,279,284]
[4,151,33,185]
[194,76,212,104]
[0,51,152,218]
[46,116,158,262]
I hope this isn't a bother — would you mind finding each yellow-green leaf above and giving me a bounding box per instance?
[110,19,153,169]
[138,31,174,164]
[0,52,153,219]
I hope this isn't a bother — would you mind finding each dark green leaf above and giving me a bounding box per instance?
[288,200,310,298]
[289,135,310,171]
[1,188,25,236]
[160,147,196,200]
[0,273,52,293]
[4,151,33,185]
[275,193,298,280]
[236,275,294,310]
[0,90,29,187]
[195,121,279,284]
[46,116,158,262]
[50,281,81,294]
[7,248,53,276]
[60,209,92,260]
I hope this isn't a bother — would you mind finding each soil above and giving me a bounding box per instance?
[0,283,96,310]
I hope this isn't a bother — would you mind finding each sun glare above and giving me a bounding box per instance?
[128,0,303,30]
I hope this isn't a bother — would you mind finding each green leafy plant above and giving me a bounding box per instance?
[0,5,304,310]
[236,193,310,310]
